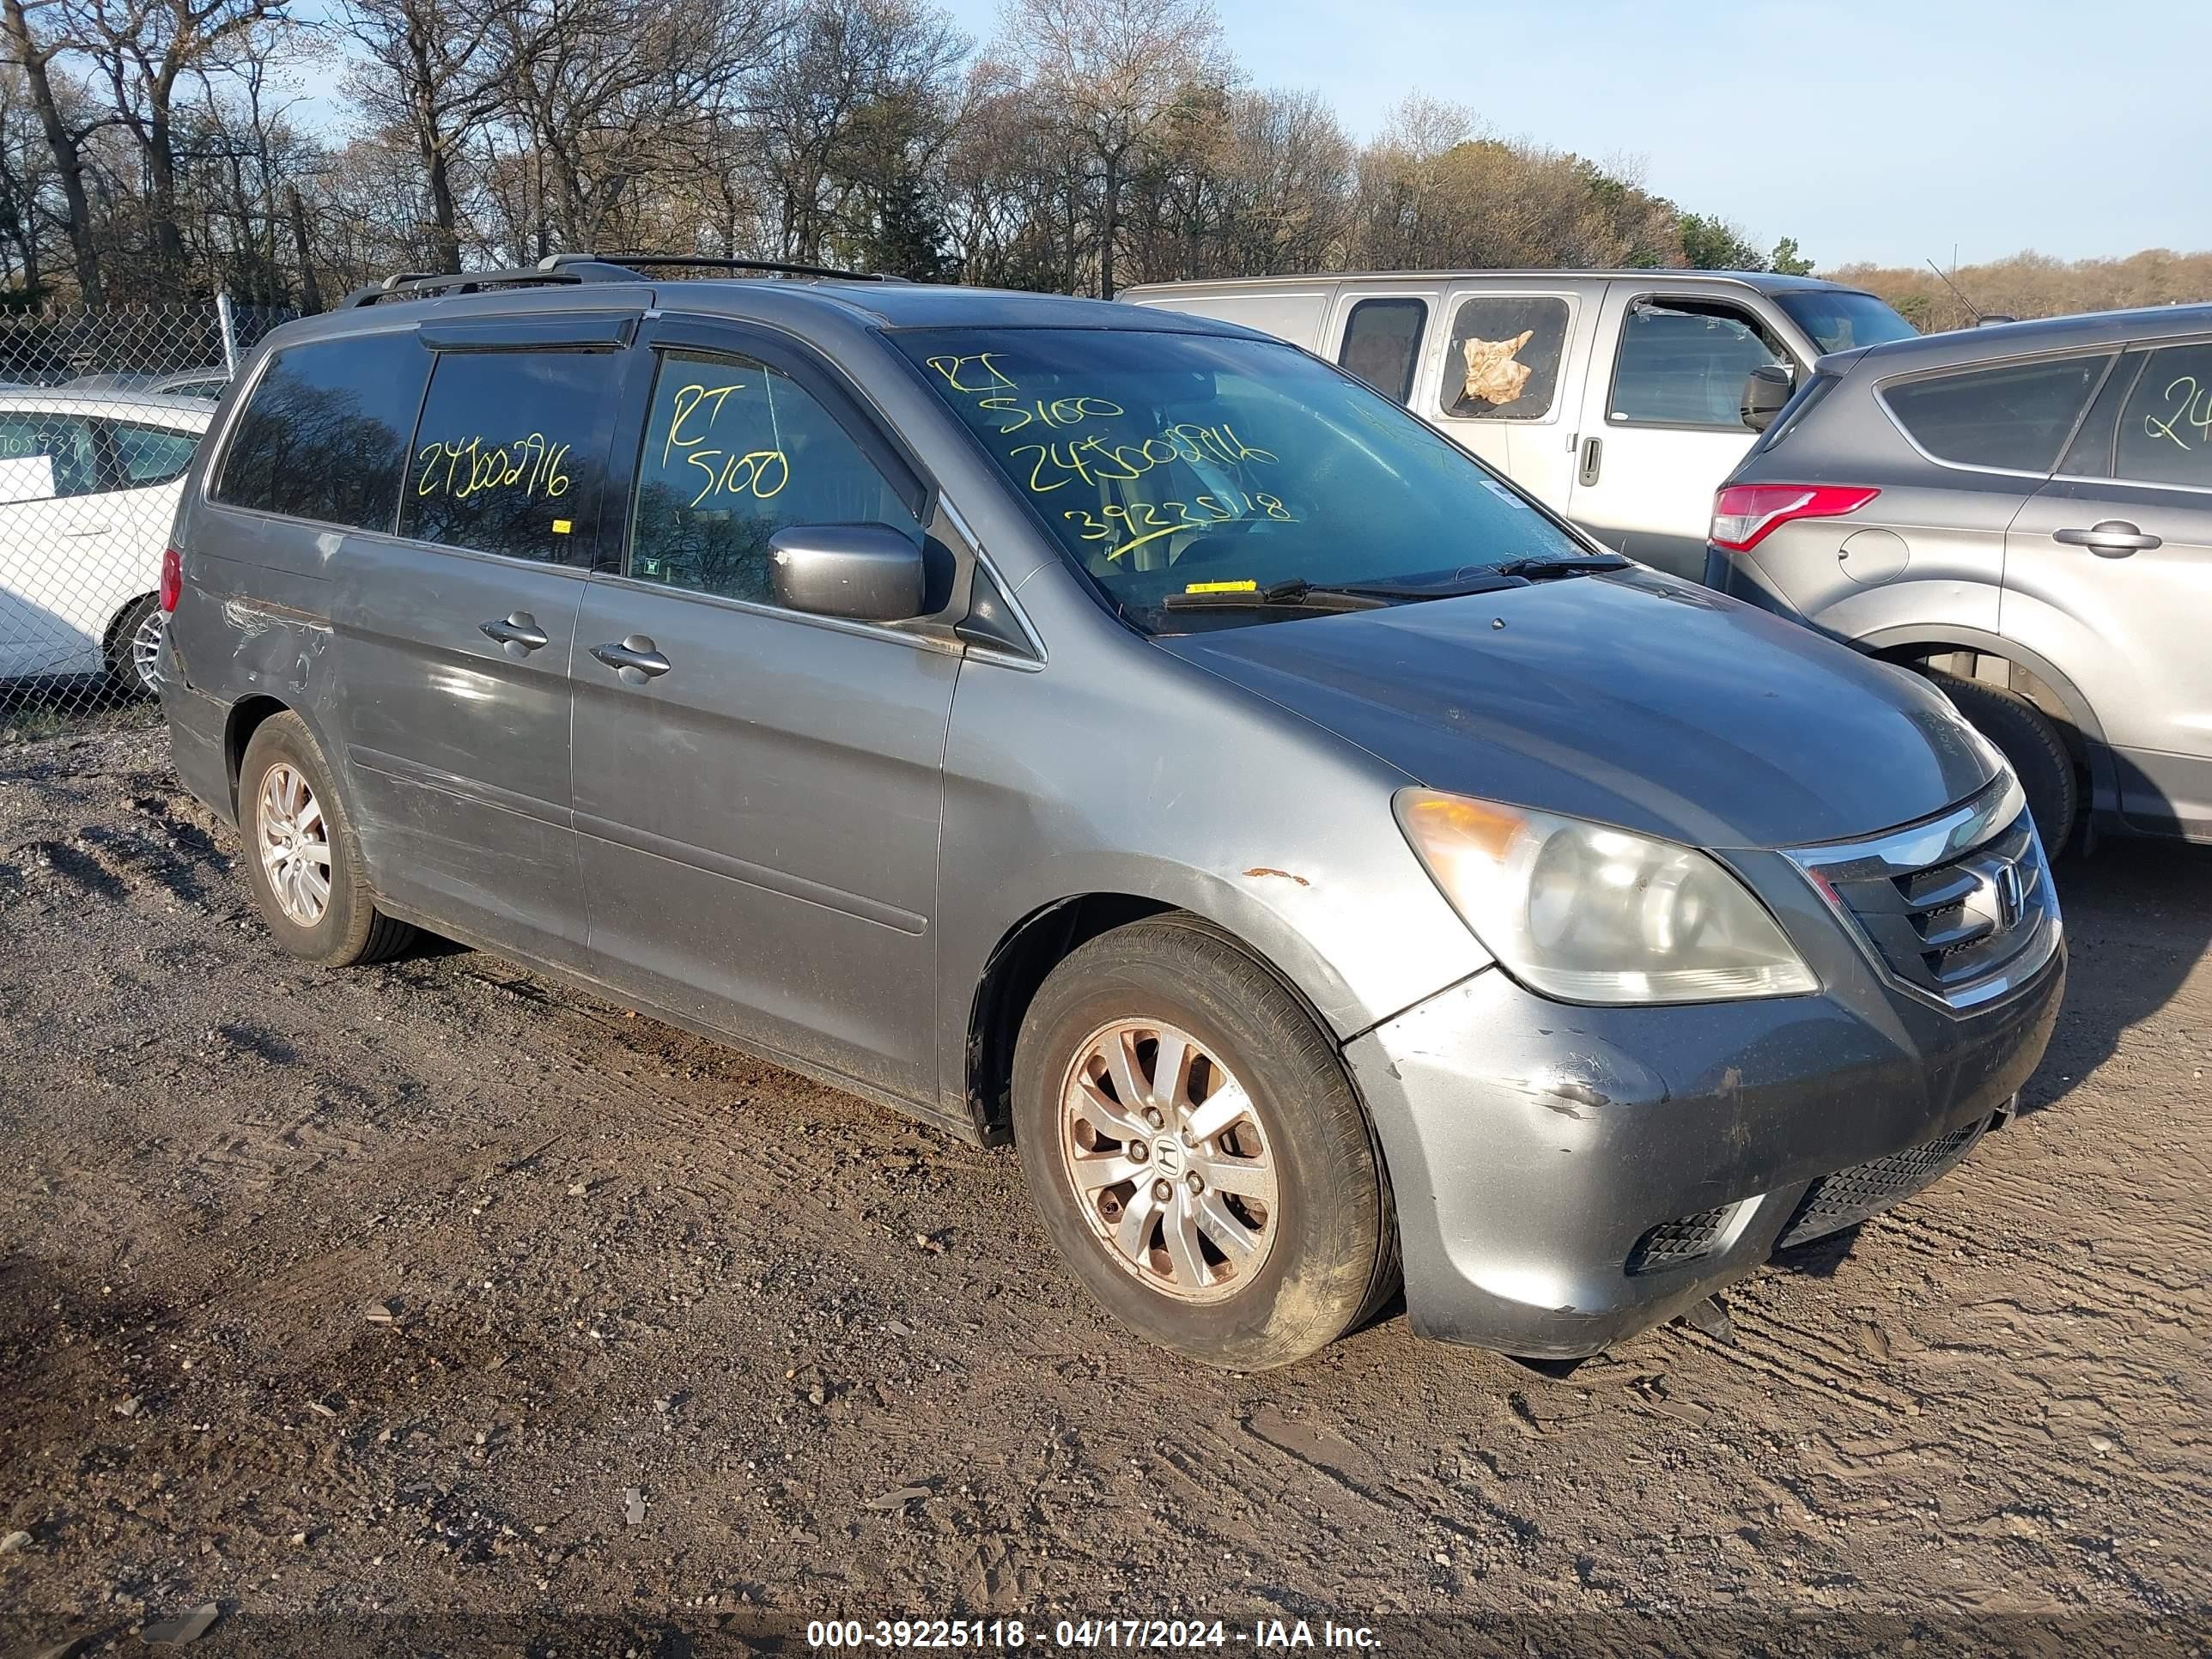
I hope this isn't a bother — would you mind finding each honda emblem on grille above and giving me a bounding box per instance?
[1992,860,2025,929]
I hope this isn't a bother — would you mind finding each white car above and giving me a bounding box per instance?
[0,390,210,693]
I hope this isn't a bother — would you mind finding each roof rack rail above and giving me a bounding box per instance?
[538,252,904,283]
[339,252,903,307]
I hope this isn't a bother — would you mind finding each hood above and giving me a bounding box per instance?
[1156,569,1996,850]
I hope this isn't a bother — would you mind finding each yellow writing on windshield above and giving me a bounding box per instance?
[925,352,1018,394]
[978,395,1125,433]
[415,431,571,501]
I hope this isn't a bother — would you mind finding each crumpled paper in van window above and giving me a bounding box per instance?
[1462,331,1535,408]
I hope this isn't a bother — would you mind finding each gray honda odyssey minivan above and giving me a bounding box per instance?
[156,256,2063,1371]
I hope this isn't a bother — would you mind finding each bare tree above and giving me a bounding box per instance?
[64,0,293,284]
[0,0,104,298]
[994,0,1224,297]
[339,0,506,273]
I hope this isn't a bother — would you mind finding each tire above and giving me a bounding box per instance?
[1924,671,2080,853]
[1012,915,1396,1370]
[105,593,165,698]
[237,711,415,967]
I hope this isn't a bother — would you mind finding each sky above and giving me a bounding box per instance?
[941,0,2212,270]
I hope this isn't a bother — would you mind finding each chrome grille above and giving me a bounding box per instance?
[1786,775,2061,1011]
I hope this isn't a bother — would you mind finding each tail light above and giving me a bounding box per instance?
[1710,485,1879,553]
[159,546,182,612]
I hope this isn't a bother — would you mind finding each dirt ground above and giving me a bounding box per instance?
[0,723,2205,1656]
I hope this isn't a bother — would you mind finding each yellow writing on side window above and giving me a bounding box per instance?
[416,432,571,501]
[2146,374,2211,452]
[658,380,792,507]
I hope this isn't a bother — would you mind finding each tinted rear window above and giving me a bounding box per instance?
[215,334,427,531]
[398,349,626,564]
[1881,355,2109,473]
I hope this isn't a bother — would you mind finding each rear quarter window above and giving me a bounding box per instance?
[1880,354,2111,474]
[215,333,428,531]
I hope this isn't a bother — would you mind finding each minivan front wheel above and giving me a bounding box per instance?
[1013,918,1396,1370]
[1925,671,2080,853]
[237,712,415,967]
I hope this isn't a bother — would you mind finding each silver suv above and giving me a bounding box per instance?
[158,256,2060,1372]
[1709,304,2212,853]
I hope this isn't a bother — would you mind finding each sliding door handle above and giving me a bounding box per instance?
[1577,436,1603,487]
[591,635,672,684]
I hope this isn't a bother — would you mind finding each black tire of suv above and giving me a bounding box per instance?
[104,593,161,698]
[237,712,416,967]
[1012,915,1397,1370]
[1925,671,2080,854]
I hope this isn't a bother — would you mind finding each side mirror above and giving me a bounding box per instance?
[769,524,928,623]
[1741,363,1794,433]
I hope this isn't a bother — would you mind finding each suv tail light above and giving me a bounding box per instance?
[1710,485,1879,553]
[159,546,182,612]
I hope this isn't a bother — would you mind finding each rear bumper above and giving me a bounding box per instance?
[158,638,236,826]
[1345,944,2063,1358]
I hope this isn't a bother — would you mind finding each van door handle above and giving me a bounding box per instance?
[480,611,550,652]
[2052,520,2160,556]
[591,635,672,684]
[1577,436,1603,486]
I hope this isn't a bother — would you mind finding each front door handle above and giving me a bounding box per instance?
[1577,436,1603,487]
[591,635,672,684]
[2052,520,2160,556]
[480,611,550,653]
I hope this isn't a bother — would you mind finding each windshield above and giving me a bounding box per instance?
[1776,290,1918,355]
[894,327,1589,632]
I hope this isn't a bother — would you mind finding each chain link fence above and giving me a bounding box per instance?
[1,300,293,737]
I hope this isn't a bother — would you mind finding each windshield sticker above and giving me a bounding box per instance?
[1184,579,1258,593]
[1482,479,1532,509]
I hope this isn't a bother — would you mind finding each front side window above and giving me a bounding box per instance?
[0,412,98,501]
[399,349,626,563]
[1882,354,2110,474]
[2115,343,2212,489]
[1440,295,1570,422]
[1337,298,1427,405]
[1775,290,1918,355]
[100,421,201,488]
[215,333,427,531]
[896,326,1587,634]
[628,349,921,605]
[1609,299,1787,428]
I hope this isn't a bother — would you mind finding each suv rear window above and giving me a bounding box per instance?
[2114,343,2212,489]
[398,349,626,564]
[215,333,427,531]
[1881,354,2110,473]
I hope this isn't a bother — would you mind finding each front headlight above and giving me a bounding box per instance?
[1395,789,1817,1005]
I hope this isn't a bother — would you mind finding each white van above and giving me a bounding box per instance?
[1119,271,1917,580]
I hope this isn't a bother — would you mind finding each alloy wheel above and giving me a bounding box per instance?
[130,609,165,692]
[1058,1018,1279,1304]
[257,762,332,927]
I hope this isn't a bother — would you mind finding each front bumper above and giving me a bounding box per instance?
[1346,932,2063,1358]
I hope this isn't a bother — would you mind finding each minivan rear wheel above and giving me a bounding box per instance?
[1012,917,1396,1370]
[1924,671,2080,853]
[237,712,415,967]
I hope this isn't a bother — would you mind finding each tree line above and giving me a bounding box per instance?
[0,0,1830,312]
[1832,249,2212,334]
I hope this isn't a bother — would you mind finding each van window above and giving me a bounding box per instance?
[398,349,626,564]
[1440,295,1570,421]
[1609,299,1786,428]
[100,421,200,488]
[1337,299,1426,405]
[215,333,427,531]
[1882,354,2110,474]
[0,412,98,501]
[629,349,922,606]
[2113,343,2212,489]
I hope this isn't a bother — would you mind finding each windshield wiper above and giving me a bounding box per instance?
[1492,554,1632,579]
[1160,574,1527,612]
